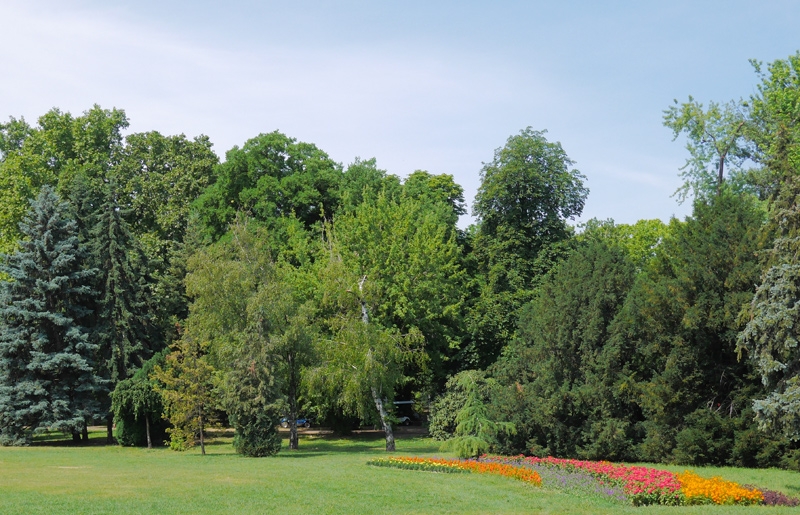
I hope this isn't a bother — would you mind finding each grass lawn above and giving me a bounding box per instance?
[2,429,800,514]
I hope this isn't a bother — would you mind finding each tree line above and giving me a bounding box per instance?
[1,52,800,465]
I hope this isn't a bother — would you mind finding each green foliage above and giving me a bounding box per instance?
[0,116,33,159]
[338,157,401,213]
[663,97,751,202]
[440,372,514,459]
[613,190,768,464]
[429,370,493,441]
[0,106,215,360]
[403,170,466,227]
[473,127,588,248]
[579,218,669,269]
[89,182,155,382]
[194,131,342,241]
[0,106,128,255]
[111,351,169,447]
[225,360,282,457]
[465,128,587,368]
[183,221,316,453]
[152,337,218,454]
[312,314,421,427]
[748,52,800,197]
[0,186,102,445]
[114,131,218,342]
[116,131,218,253]
[246,273,316,451]
[318,193,463,386]
[738,261,800,439]
[738,52,800,442]
[490,236,637,459]
[672,409,734,466]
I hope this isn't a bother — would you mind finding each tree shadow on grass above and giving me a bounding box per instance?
[30,429,113,447]
[279,432,437,456]
[28,427,435,456]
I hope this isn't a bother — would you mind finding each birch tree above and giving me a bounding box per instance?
[311,193,460,450]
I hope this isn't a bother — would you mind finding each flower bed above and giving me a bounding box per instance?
[367,457,542,486]
[491,456,682,505]
[746,486,800,507]
[677,471,762,506]
[369,455,800,507]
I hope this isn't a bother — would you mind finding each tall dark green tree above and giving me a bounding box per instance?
[89,183,157,441]
[463,128,588,368]
[91,184,154,382]
[611,191,767,465]
[0,186,102,445]
[490,236,637,459]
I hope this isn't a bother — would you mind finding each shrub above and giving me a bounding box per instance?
[232,412,282,457]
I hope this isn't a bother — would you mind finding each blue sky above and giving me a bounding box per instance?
[2,1,799,227]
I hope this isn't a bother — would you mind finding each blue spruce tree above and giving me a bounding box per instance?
[0,186,101,445]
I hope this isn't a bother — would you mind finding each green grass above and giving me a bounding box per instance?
[1,430,800,514]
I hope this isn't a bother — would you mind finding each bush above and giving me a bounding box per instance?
[673,409,733,466]
[429,370,489,441]
[579,418,635,462]
[637,422,675,463]
[111,350,169,447]
[232,411,282,457]
[225,365,282,457]
[730,427,787,468]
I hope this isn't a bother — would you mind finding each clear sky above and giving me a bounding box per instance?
[2,0,799,227]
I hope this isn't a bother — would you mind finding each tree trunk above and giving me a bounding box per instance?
[372,387,395,451]
[288,353,298,450]
[81,424,89,442]
[145,414,152,449]
[72,432,81,443]
[199,411,206,456]
[359,276,369,324]
[106,414,114,444]
[359,277,395,451]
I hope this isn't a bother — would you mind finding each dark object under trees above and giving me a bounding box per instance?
[0,186,102,445]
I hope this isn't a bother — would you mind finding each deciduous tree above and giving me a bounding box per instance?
[152,336,217,454]
[464,128,587,368]
[664,97,751,201]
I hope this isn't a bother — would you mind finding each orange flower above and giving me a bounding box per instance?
[677,471,763,506]
[369,457,542,486]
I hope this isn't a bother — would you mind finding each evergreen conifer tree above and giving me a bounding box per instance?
[89,183,156,441]
[90,183,154,383]
[0,186,101,445]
